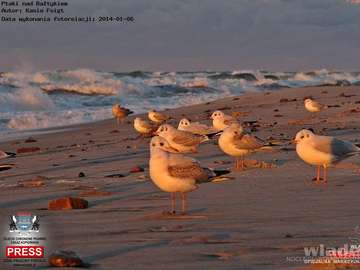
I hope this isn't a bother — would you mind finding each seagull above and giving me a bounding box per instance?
[149,136,229,214]
[294,129,360,183]
[156,124,209,153]
[133,117,156,137]
[112,104,133,125]
[210,110,237,131]
[178,118,218,136]
[148,110,171,124]
[304,98,327,113]
[0,150,16,159]
[218,123,272,170]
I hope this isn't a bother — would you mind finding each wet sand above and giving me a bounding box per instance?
[0,86,360,270]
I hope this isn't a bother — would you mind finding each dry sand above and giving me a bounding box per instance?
[0,86,360,270]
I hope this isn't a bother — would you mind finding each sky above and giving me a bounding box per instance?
[0,0,359,71]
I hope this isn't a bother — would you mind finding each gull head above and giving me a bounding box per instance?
[304,98,313,105]
[150,136,178,153]
[222,123,244,138]
[178,118,191,129]
[294,129,315,144]
[211,110,225,120]
[156,124,174,136]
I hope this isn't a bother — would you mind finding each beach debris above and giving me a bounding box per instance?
[48,197,88,210]
[202,251,235,260]
[339,92,356,98]
[130,166,144,173]
[110,129,119,133]
[25,137,37,143]
[280,98,297,103]
[17,147,40,154]
[18,176,48,187]
[0,164,14,171]
[273,114,283,117]
[78,172,86,178]
[49,250,84,267]
[78,189,112,197]
[105,173,126,178]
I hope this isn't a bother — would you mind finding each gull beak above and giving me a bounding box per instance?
[291,139,298,145]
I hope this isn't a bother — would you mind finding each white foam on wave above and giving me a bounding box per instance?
[0,86,55,112]
[6,107,111,130]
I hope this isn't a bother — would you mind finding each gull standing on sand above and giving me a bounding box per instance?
[178,118,218,136]
[304,98,327,113]
[112,104,133,125]
[156,124,208,153]
[211,110,237,131]
[148,110,171,124]
[133,117,156,137]
[218,123,271,170]
[294,129,360,183]
[149,136,229,214]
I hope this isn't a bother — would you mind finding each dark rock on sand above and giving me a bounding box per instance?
[49,250,83,267]
[17,147,40,154]
[130,166,144,173]
[48,197,88,210]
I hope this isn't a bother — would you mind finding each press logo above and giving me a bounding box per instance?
[2,212,48,267]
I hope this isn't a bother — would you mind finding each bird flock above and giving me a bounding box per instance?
[116,97,360,214]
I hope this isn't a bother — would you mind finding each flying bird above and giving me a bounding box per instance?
[149,136,229,214]
[294,129,360,183]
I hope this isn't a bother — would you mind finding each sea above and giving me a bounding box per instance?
[0,68,359,136]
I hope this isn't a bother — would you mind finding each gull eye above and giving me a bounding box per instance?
[234,131,238,135]
[165,127,168,131]
[300,135,304,139]
[152,143,156,147]
[306,134,310,138]
[160,142,164,146]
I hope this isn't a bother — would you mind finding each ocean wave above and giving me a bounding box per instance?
[0,68,359,133]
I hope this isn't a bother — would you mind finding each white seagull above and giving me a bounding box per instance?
[149,136,229,214]
[178,118,218,136]
[218,123,272,170]
[304,98,327,113]
[294,129,360,183]
[210,110,237,131]
[133,117,156,137]
[148,110,171,124]
[156,124,209,153]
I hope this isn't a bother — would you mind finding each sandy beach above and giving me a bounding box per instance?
[1,85,360,270]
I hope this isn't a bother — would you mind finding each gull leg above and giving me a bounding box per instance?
[170,193,176,214]
[241,155,245,170]
[323,166,328,183]
[234,158,238,170]
[317,165,321,182]
[181,192,187,215]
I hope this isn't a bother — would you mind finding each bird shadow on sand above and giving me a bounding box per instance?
[130,208,208,222]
